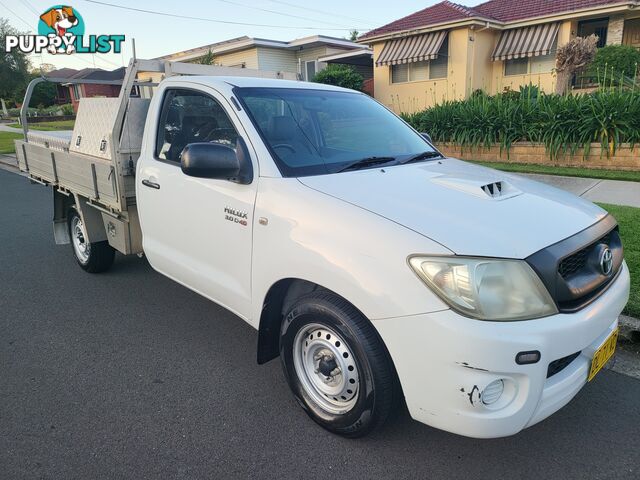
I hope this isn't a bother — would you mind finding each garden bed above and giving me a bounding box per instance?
[404,86,640,169]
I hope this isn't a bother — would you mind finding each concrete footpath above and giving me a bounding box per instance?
[0,124,25,133]
[521,173,640,208]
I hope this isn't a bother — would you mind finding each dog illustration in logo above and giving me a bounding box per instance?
[40,6,78,54]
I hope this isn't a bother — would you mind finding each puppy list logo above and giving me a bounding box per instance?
[5,5,125,55]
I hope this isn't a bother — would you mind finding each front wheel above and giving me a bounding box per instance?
[68,209,115,273]
[280,291,397,437]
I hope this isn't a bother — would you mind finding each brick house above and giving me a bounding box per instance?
[358,0,640,113]
[49,67,126,112]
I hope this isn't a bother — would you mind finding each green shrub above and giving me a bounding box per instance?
[591,44,640,82]
[312,64,364,91]
[402,87,640,159]
[519,83,540,100]
[61,103,74,115]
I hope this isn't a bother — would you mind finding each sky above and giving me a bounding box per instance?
[2,0,477,71]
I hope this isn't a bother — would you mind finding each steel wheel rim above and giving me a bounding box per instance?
[293,323,360,415]
[71,215,90,263]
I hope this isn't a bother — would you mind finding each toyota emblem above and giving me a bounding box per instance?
[600,248,613,275]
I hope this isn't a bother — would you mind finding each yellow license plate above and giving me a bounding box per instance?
[588,328,618,382]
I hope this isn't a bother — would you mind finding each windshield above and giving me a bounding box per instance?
[234,87,438,177]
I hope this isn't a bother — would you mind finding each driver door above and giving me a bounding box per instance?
[137,86,257,319]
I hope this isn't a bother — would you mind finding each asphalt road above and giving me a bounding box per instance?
[1,168,639,480]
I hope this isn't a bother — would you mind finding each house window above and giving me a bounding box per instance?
[305,60,317,81]
[429,35,449,79]
[390,36,448,83]
[531,49,557,74]
[505,57,529,76]
[391,63,409,83]
[72,84,82,99]
[578,18,609,48]
[410,61,429,81]
[504,36,558,76]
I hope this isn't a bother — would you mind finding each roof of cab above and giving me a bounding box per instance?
[167,75,356,93]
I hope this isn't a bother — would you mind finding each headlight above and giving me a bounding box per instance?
[408,256,558,321]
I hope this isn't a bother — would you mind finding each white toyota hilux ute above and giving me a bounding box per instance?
[15,60,630,438]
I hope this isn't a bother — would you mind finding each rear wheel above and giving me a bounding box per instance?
[68,209,115,273]
[280,291,396,437]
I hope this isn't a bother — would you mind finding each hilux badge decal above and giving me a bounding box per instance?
[225,207,248,226]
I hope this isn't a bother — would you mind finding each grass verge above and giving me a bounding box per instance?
[9,120,75,131]
[470,161,640,183]
[0,132,23,154]
[597,203,639,319]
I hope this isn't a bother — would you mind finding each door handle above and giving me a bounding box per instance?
[141,179,160,190]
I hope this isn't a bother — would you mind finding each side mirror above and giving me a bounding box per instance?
[420,132,433,144]
[181,137,253,184]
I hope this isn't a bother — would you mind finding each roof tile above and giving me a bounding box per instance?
[360,0,635,39]
[360,1,491,39]
[474,0,629,22]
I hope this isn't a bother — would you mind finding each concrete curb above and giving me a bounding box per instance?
[619,314,640,337]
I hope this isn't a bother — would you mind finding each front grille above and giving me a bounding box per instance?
[547,351,581,378]
[526,216,622,313]
[558,249,588,278]
[558,233,611,279]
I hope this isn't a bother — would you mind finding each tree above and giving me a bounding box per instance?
[0,18,30,107]
[195,49,215,65]
[312,64,364,91]
[348,30,359,42]
[555,34,599,95]
[27,73,58,107]
[10,67,58,109]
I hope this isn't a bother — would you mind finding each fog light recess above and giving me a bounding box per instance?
[516,350,541,365]
[482,379,504,406]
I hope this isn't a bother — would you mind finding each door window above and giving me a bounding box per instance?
[155,88,238,163]
[305,61,317,81]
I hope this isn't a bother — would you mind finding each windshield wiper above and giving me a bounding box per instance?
[337,156,397,173]
[399,151,443,165]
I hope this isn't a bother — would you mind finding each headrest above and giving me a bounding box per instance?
[268,116,297,142]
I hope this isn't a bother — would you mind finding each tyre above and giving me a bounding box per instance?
[280,291,397,437]
[68,209,115,273]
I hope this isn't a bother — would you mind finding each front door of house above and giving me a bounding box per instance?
[623,19,640,50]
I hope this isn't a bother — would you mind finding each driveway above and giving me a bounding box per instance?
[1,169,640,479]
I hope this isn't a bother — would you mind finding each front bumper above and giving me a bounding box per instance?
[373,261,630,438]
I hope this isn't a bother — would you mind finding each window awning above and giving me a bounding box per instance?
[376,31,447,67]
[491,23,560,61]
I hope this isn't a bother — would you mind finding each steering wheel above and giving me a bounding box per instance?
[272,143,296,154]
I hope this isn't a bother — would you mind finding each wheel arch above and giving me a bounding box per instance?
[257,278,319,364]
[256,277,400,382]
